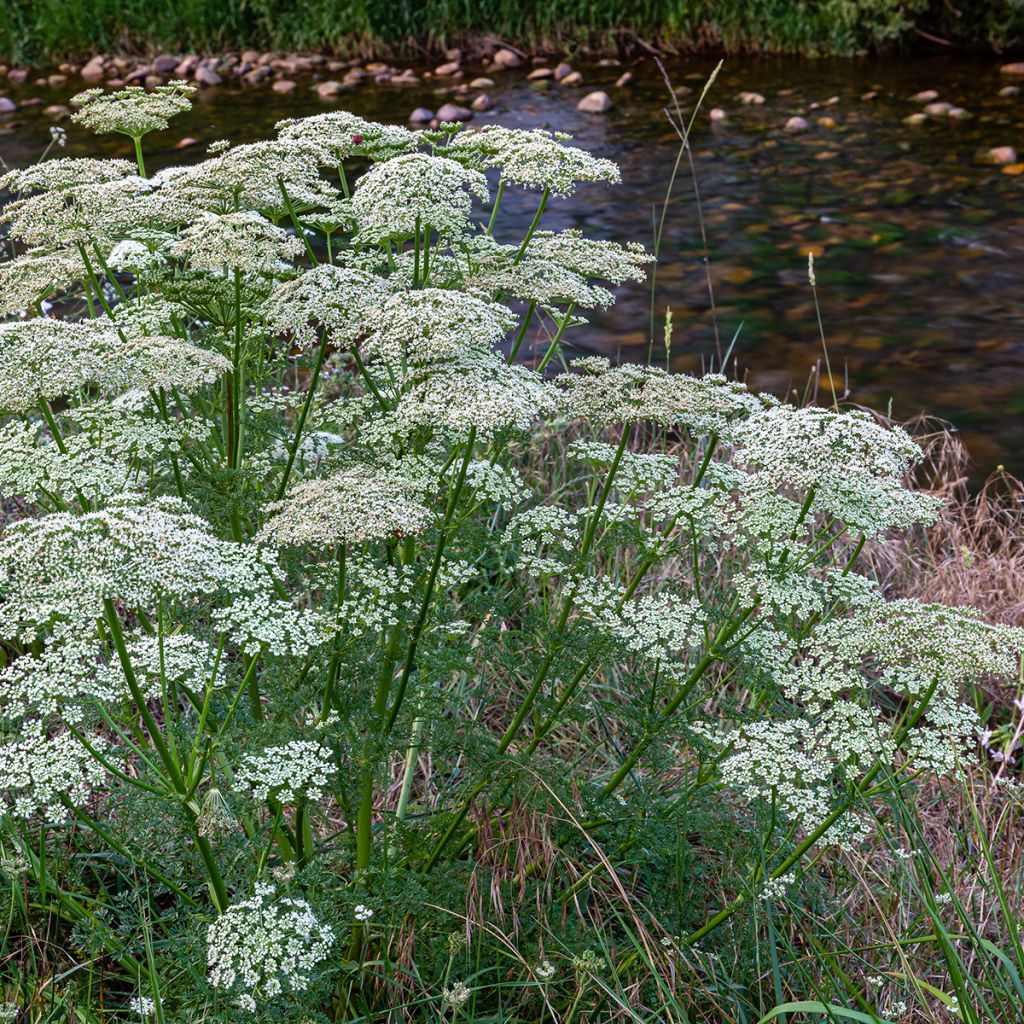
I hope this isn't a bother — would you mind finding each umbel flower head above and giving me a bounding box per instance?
[0,156,136,197]
[258,465,434,549]
[361,288,516,366]
[452,125,621,196]
[236,740,338,804]
[263,264,393,348]
[71,81,196,138]
[206,883,335,1012]
[351,153,489,243]
[0,495,314,645]
[276,110,419,163]
[170,210,305,275]
[0,319,230,413]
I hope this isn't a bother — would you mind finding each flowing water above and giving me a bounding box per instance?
[2,54,1022,473]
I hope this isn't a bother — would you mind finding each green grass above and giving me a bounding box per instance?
[1,0,1023,65]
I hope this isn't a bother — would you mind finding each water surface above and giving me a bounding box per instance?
[2,54,1022,472]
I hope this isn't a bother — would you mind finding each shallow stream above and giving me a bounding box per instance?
[2,54,1022,472]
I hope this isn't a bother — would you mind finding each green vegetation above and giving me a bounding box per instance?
[1,79,1023,1024]
[1,0,1023,65]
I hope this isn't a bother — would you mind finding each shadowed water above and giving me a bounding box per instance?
[2,54,1022,473]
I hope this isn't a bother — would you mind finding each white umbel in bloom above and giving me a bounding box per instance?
[351,153,488,243]
[171,211,305,275]
[236,740,337,804]
[206,883,335,1012]
[0,319,229,413]
[362,288,516,366]
[258,465,434,548]
[71,82,196,138]
[452,125,621,196]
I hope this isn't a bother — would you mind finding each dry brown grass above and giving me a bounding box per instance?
[868,416,1024,631]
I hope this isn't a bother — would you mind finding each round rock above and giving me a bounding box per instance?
[435,102,473,121]
[576,90,611,113]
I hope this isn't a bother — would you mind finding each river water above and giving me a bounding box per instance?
[2,55,1022,473]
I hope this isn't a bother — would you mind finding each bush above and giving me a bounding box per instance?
[0,85,1022,1020]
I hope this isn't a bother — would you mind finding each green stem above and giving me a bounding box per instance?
[684,675,941,947]
[384,427,476,735]
[132,135,147,177]
[515,186,550,263]
[535,303,577,373]
[486,177,506,235]
[506,300,537,364]
[276,328,331,500]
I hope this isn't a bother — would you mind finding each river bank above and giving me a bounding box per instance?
[2,0,1024,67]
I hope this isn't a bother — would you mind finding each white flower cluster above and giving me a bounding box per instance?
[71,82,196,137]
[556,358,767,438]
[569,440,679,493]
[350,153,489,242]
[362,289,515,366]
[207,883,335,1012]
[452,125,621,196]
[170,211,305,275]
[0,495,316,649]
[0,320,229,413]
[0,722,107,819]
[258,465,433,548]
[236,740,337,804]
[264,264,393,347]
[730,406,942,535]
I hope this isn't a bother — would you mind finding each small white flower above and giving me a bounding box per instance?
[354,904,374,922]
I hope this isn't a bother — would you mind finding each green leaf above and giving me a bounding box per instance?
[755,1002,894,1024]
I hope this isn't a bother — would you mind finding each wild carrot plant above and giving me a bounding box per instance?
[0,84,1022,1022]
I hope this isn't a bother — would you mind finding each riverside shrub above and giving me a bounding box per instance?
[0,85,1021,1019]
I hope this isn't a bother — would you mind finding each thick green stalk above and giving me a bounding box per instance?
[102,599,229,910]
[132,134,147,177]
[384,427,476,736]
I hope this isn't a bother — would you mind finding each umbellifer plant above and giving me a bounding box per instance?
[0,84,1020,1020]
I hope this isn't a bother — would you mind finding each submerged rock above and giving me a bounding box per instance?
[316,80,343,99]
[560,70,583,87]
[999,62,1024,76]
[576,90,611,113]
[615,71,633,87]
[0,97,16,113]
[739,90,765,105]
[910,89,939,102]
[272,79,296,94]
[709,107,727,122]
[923,101,953,116]
[527,67,553,80]
[471,93,492,112]
[784,115,809,133]
[553,62,573,81]
[409,107,434,122]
